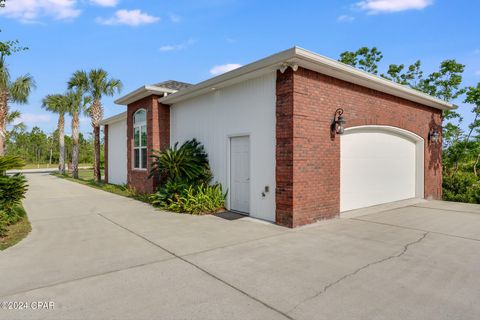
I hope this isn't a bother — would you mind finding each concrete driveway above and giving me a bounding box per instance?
[1,174,479,320]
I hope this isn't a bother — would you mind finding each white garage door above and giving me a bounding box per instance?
[340,126,423,212]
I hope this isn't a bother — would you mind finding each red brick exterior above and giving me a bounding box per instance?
[127,95,170,194]
[104,124,109,183]
[276,67,443,228]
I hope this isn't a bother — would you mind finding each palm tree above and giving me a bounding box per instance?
[0,57,35,155]
[66,90,91,179]
[42,94,68,174]
[68,69,122,182]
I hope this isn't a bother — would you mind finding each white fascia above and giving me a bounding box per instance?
[160,46,453,111]
[115,85,178,106]
[100,112,127,126]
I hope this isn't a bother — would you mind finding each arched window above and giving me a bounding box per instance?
[133,109,147,169]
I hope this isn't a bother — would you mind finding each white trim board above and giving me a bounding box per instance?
[160,47,453,111]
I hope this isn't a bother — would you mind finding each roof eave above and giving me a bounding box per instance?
[160,46,453,111]
[100,111,127,125]
[292,47,453,111]
[115,85,178,105]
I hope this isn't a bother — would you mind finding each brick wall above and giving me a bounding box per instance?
[127,95,170,194]
[276,67,443,228]
[104,124,109,183]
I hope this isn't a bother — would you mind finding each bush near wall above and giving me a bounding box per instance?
[149,139,227,215]
[0,156,29,236]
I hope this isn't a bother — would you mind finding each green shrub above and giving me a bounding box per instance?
[151,183,227,215]
[0,156,28,236]
[443,172,480,203]
[0,156,28,212]
[0,173,28,212]
[150,179,189,207]
[150,139,212,185]
[149,139,227,215]
[0,156,25,173]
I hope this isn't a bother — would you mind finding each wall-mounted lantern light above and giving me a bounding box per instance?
[331,108,346,135]
[428,128,440,144]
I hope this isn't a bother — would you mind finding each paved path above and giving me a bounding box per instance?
[1,174,480,319]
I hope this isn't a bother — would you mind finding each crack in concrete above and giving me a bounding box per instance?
[286,232,429,315]
[352,217,480,242]
[97,213,295,320]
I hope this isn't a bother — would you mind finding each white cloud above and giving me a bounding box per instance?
[169,13,181,23]
[159,39,196,52]
[90,0,119,7]
[97,9,160,26]
[475,70,480,76]
[0,0,81,23]
[338,14,355,22]
[357,0,433,14]
[13,113,51,125]
[209,63,242,76]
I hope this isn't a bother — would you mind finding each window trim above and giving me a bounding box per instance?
[133,108,147,170]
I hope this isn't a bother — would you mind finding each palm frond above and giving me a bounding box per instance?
[41,94,69,114]
[6,110,20,124]
[9,74,36,104]
[106,79,123,96]
[0,56,10,91]
[67,70,89,91]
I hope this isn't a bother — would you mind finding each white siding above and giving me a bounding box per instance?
[170,73,276,222]
[107,119,127,185]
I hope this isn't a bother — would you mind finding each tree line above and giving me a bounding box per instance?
[6,126,95,166]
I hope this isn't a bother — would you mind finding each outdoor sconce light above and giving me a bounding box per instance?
[428,128,440,144]
[332,108,346,135]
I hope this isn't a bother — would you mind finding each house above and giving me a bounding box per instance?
[100,47,452,228]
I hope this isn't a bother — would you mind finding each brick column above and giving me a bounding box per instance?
[275,69,295,227]
[127,95,170,194]
[104,124,109,183]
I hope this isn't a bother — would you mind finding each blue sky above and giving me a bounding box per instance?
[1,0,479,135]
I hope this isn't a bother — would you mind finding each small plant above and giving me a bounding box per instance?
[150,179,189,206]
[153,183,227,215]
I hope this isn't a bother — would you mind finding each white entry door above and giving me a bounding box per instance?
[230,136,250,214]
[340,127,422,212]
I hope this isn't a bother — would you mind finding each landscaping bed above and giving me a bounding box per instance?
[54,139,227,216]
[53,169,151,203]
[0,156,31,250]
[0,205,31,251]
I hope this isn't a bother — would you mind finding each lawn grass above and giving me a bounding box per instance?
[22,163,92,170]
[0,205,31,251]
[53,169,151,203]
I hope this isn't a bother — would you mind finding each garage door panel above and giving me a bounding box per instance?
[340,128,419,212]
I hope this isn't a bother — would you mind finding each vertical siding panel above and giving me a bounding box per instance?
[170,73,277,221]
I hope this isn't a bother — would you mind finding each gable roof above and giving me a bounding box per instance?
[152,80,193,91]
[160,47,453,111]
[100,111,127,125]
[115,80,192,105]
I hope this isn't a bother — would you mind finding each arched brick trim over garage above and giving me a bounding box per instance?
[275,67,443,228]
